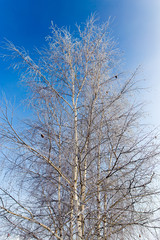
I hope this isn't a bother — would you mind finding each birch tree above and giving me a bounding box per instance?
[0,16,160,240]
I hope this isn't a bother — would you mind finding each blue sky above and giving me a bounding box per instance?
[0,0,160,125]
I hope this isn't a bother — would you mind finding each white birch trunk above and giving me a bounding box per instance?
[58,127,63,238]
[97,135,101,240]
[74,108,82,240]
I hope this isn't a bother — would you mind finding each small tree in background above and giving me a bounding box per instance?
[0,16,160,240]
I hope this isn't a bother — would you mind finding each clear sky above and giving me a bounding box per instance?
[0,0,160,125]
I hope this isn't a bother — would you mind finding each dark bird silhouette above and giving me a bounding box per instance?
[115,75,117,79]
[41,134,44,138]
